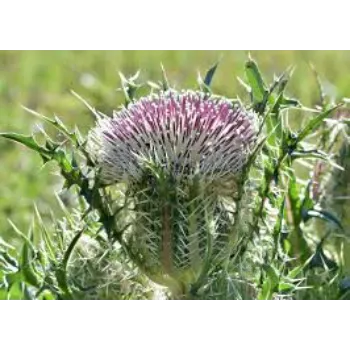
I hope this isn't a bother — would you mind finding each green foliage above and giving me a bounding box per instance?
[1,200,153,300]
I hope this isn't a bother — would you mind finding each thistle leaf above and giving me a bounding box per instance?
[119,71,141,106]
[297,104,342,142]
[303,209,343,231]
[160,63,170,91]
[34,205,55,260]
[56,229,84,299]
[20,229,41,288]
[291,149,329,161]
[0,237,15,251]
[22,106,79,145]
[203,61,219,90]
[309,63,328,107]
[237,76,252,94]
[245,56,268,113]
[0,132,51,161]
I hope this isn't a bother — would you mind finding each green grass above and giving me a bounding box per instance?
[1,50,350,241]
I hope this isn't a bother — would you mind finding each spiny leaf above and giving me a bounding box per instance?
[309,63,327,107]
[0,250,18,273]
[273,195,285,244]
[297,104,342,142]
[33,205,55,260]
[0,237,15,251]
[266,94,285,145]
[53,149,74,174]
[119,71,141,106]
[22,106,78,145]
[245,56,267,102]
[291,149,329,162]
[8,220,36,252]
[203,61,219,89]
[55,193,74,226]
[160,63,170,91]
[266,67,292,107]
[5,273,23,300]
[264,265,279,289]
[296,106,321,114]
[197,72,205,92]
[71,90,106,120]
[275,66,295,94]
[237,76,252,94]
[288,265,304,279]
[197,61,219,94]
[147,80,161,91]
[0,132,51,161]
[56,228,84,299]
[303,209,343,231]
[258,277,273,300]
[300,181,314,214]
[271,91,285,116]
[282,97,300,107]
[20,228,41,288]
[287,171,301,219]
[278,282,295,292]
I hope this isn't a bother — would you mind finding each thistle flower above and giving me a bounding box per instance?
[89,90,257,297]
[90,90,256,184]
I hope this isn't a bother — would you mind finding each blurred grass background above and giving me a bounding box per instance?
[1,50,350,241]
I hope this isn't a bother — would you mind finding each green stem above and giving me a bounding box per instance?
[161,203,173,274]
[188,178,201,269]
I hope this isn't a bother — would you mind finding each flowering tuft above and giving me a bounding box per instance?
[90,90,257,184]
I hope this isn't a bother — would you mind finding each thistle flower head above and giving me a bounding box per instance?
[90,90,257,185]
[88,90,258,295]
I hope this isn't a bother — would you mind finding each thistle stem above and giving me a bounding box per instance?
[161,203,173,274]
[188,178,201,269]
